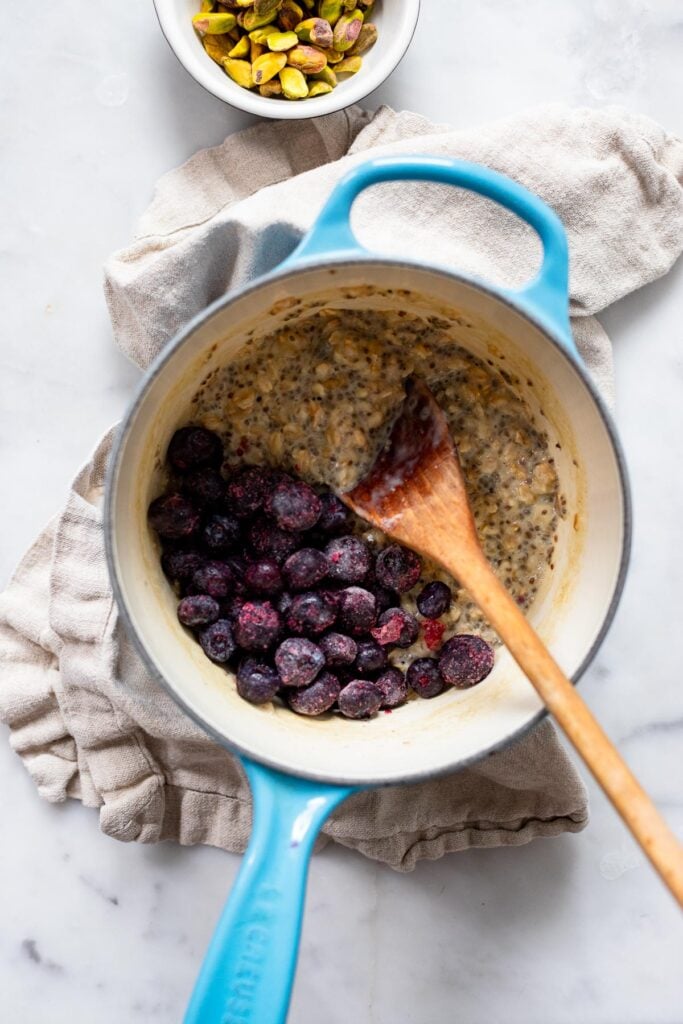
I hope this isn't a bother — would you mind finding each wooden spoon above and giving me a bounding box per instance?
[343,378,683,906]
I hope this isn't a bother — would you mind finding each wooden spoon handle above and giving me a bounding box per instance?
[452,554,683,907]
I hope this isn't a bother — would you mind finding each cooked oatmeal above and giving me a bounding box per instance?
[191,307,561,652]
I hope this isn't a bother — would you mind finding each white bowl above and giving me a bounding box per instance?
[153,0,421,118]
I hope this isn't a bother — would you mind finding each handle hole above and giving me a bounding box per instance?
[348,181,543,290]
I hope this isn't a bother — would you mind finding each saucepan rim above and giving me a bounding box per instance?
[104,255,632,787]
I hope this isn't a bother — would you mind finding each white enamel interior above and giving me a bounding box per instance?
[108,262,627,786]
[153,0,420,119]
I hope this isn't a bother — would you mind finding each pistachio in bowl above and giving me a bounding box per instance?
[194,0,377,101]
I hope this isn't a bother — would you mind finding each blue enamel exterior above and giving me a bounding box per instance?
[285,154,576,357]
[184,758,354,1024]
[184,155,575,1023]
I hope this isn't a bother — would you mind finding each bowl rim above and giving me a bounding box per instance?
[152,0,421,119]
[104,254,632,787]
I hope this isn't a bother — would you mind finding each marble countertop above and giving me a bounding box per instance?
[1,1,682,1021]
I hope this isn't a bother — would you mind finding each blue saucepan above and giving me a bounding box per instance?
[105,155,630,1023]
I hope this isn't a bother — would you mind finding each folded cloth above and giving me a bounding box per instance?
[1,104,681,871]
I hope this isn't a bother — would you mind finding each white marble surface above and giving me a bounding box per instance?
[1,1,682,1021]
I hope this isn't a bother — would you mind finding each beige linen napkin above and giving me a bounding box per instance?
[1,104,681,871]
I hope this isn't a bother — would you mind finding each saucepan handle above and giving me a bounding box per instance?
[285,154,576,358]
[183,758,354,1024]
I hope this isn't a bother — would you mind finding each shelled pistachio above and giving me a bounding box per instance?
[311,64,337,87]
[348,21,376,55]
[245,8,279,29]
[249,24,279,41]
[223,58,253,86]
[332,9,362,50]
[252,50,288,83]
[279,66,309,97]
[228,34,251,57]
[203,33,238,63]
[319,0,343,24]
[335,54,362,74]
[192,11,237,33]
[308,80,333,96]
[267,30,299,50]
[295,17,334,47]
[287,44,327,73]
[260,79,284,96]
[278,0,304,30]
[254,0,282,15]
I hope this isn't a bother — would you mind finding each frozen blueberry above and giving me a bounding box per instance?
[234,600,282,651]
[148,493,200,540]
[198,619,236,664]
[416,581,452,619]
[192,561,234,600]
[203,513,241,553]
[286,591,337,636]
[275,637,325,688]
[371,608,419,649]
[319,632,357,667]
[221,594,246,622]
[283,548,329,591]
[375,544,422,593]
[236,658,281,704]
[316,492,352,535]
[167,426,222,473]
[288,672,341,716]
[177,594,220,628]
[244,559,284,596]
[338,680,382,719]
[438,635,494,688]
[337,587,377,636]
[267,480,322,532]
[407,658,444,699]
[374,668,408,709]
[161,548,205,584]
[370,583,401,615]
[248,517,303,565]
[226,466,272,517]
[354,639,387,675]
[324,536,371,584]
[182,467,227,508]
[223,554,248,593]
